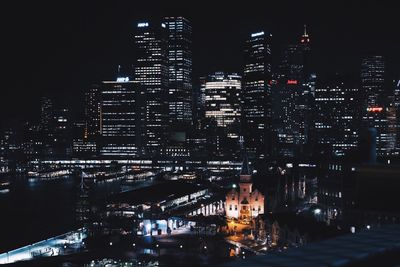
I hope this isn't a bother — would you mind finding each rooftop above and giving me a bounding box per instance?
[109,181,207,205]
[220,224,400,267]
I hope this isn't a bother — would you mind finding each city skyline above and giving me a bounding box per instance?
[2,2,400,266]
[3,0,400,125]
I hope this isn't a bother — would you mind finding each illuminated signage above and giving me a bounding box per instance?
[137,22,149,28]
[251,31,264,38]
[367,107,383,112]
[116,77,129,82]
[287,80,298,85]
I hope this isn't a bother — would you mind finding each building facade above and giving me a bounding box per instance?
[134,21,169,156]
[164,17,193,128]
[99,78,145,157]
[314,80,360,156]
[242,31,272,159]
[361,56,396,158]
[204,72,241,128]
[84,84,101,140]
[225,156,265,220]
[272,26,314,158]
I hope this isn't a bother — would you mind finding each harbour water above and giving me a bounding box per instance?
[0,175,122,254]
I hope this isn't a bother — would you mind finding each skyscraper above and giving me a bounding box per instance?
[134,21,169,156]
[40,97,53,132]
[84,84,101,140]
[361,56,385,108]
[204,72,241,128]
[272,26,314,157]
[361,56,395,158]
[52,108,71,158]
[315,79,360,157]
[393,79,400,155]
[203,72,242,157]
[300,25,311,79]
[100,78,145,157]
[164,17,193,128]
[242,31,272,159]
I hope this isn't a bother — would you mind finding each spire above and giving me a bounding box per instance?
[303,24,308,37]
[80,171,89,191]
[239,135,252,182]
[301,24,310,44]
[117,64,121,77]
[240,152,251,176]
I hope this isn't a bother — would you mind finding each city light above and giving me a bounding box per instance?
[366,107,383,112]
[116,77,129,82]
[2,8,400,267]
[137,22,149,27]
[251,31,264,37]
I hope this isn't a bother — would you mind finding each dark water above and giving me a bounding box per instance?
[0,176,77,253]
[0,175,123,254]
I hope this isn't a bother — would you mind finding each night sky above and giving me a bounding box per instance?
[2,0,399,127]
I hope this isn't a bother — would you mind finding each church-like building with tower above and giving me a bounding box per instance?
[225,155,265,220]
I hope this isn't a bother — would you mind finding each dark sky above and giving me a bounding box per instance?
[2,0,399,127]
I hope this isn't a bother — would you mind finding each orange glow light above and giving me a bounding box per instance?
[367,107,383,112]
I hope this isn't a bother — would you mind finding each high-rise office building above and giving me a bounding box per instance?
[134,21,169,156]
[100,78,145,157]
[164,17,193,128]
[361,56,396,158]
[52,108,71,158]
[203,72,242,157]
[300,25,311,80]
[204,72,241,127]
[393,79,400,155]
[242,31,272,159]
[192,76,206,127]
[84,84,101,140]
[273,26,314,157]
[40,97,53,131]
[361,56,385,108]
[315,80,360,156]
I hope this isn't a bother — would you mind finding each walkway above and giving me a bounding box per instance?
[0,228,87,265]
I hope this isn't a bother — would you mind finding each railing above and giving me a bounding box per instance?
[0,228,87,264]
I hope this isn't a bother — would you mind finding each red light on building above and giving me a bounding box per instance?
[287,80,298,85]
[367,107,383,113]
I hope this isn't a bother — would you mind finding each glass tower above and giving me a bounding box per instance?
[242,31,272,159]
[134,21,169,156]
[164,17,193,128]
